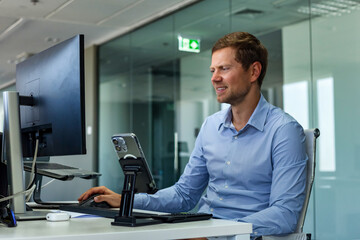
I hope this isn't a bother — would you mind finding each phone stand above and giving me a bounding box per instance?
[112,158,162,227]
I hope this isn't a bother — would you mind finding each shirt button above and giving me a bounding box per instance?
[224,185,228,188]
[226,161,230,165]
[234,136,238,139]
[210,208,214,212]
[219,197,223,201]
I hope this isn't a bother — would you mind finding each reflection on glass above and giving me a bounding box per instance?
[317,77,336,172]
[283,81,309,129]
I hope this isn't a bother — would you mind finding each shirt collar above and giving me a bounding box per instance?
[218,94,270,132]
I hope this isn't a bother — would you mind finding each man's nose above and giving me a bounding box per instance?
[211,71,221,82]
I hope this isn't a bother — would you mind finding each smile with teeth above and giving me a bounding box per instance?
[216,86,227,94]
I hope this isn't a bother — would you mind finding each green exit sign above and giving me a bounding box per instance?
[178,36,200,53]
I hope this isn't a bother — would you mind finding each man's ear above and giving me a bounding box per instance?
[250,61,262,83]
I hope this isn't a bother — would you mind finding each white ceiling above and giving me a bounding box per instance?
[0,0,198,87]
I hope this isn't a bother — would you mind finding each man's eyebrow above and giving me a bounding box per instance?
[210,64,224,68]
[210,64,230,68]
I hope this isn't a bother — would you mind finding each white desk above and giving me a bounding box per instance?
[0,216,252,240]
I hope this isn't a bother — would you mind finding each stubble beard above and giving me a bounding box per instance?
[217,84,251,106]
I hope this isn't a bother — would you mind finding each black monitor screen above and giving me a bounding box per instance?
[16,35,86,158]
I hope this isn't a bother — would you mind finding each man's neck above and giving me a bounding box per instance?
[231,91,261,131]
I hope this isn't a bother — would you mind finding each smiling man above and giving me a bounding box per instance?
[79,32,308,239]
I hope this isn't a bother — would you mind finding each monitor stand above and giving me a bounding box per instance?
[112,163,162,227]
[31,173,75,207]
[2,91,49,220]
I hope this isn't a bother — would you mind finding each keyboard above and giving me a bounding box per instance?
[60,204,212,223]
[151,212,212,223]
[59,204,154,219]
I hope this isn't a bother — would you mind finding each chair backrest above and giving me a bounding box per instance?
[295,128,320,233]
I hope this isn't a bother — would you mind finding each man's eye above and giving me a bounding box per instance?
[222,67,229,70]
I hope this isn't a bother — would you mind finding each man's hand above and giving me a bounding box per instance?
[78,186,122,207]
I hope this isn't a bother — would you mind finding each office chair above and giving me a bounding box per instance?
[262,128,320,240]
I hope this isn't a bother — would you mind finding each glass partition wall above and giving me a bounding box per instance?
[98,0,360,239]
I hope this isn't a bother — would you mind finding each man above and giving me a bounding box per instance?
[79,32,307,238]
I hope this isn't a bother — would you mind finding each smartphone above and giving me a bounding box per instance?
[111,133,157,194]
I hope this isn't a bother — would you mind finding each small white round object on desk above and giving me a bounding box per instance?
[46,212,71,222]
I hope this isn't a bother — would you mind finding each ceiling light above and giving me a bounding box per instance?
[16,52,33,62]
[30,0,40,5]
[45,0,74,19]
[272,0,300,8]
[7,52,33,65]
[45,37,60,43]
[297,0,360,16]
[0,18,24,40]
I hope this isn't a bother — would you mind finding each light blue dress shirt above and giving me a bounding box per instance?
[134,95,307,237]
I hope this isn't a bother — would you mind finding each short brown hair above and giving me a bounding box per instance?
[212,32,268,87]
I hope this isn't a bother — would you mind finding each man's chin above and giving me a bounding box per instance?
[217,97,229,104]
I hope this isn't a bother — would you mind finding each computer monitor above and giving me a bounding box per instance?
[1,34,87,219]
[16,34,86,158]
